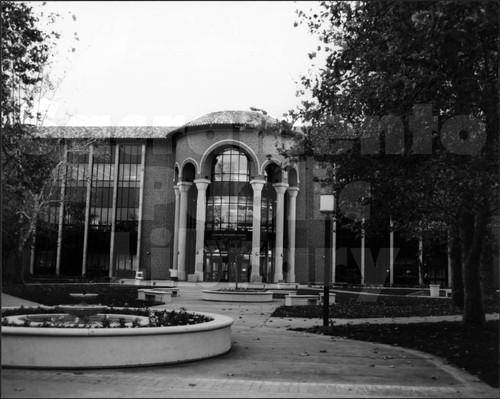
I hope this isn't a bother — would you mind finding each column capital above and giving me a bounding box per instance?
[174,185,180,196]
[272,182,289,194]
[287,187,299,197]
[178,181,192,192]
[194,178,210,190]
[250,179,266,191]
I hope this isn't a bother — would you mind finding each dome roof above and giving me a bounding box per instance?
[170,110,280,134]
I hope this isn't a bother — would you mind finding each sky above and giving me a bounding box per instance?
[32,1,327,127]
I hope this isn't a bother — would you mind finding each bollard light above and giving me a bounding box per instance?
[319,194,335,327]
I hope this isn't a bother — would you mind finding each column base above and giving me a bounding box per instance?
[286,274,295,283]
[250,274,263,283]
[177,271,186,281]
[274,273,284,283]
[194,271,204,282]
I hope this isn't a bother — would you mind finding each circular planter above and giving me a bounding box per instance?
[1,307,233,369]
[202,290,273,302]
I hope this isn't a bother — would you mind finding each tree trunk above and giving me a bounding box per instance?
[460,208,488,328]
[29,224,37,276]
[480,226,497,302]
[449,227,464,308]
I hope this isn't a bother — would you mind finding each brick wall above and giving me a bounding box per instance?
[140,138,176,279]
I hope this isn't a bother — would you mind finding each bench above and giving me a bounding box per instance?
[152,287,180,297]
[318,292,336,305]
[268,290,297,299]
[285,294,319,306]
[137,289,172,303]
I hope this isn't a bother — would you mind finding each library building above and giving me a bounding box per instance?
[25,110,481,287]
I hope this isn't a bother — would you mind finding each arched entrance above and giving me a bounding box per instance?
[204,147,254,282]
[174,142,296,283]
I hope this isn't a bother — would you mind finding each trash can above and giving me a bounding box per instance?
[135,270,144,285]
[429,284,440,297]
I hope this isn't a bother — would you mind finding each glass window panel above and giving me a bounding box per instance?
[206,205,214,222]
[119,145,141,164]
[106,164,114,180]
[229,205,237,223]
[123,188,131,207]
[238,156,248,174]
[134,187,140,207]
[221,156,231,174]
[117,208,125,221]
[121,146,131,164]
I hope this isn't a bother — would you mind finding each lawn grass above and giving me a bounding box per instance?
[1,283,163,308]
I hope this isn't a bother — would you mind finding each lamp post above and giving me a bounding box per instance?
[320,194,335,327]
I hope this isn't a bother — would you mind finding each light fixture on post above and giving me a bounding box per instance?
[319,194,335,328]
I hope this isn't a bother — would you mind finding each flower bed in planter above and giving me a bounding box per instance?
[202,289,273,302]
[1,306,233,368]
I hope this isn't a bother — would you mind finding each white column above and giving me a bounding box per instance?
[176,182,192,281]
[109,144,120,278]
[361,219,366,285]
[273,182,289,282]
[286,187,299,283]
[250,179,265,283]
[82,144,94,275]
[389,218,394,286]
[194,178,210,281]
[172,185,180,272]
[418,237,424,286]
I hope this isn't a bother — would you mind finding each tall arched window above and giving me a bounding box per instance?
[206,148,252,232]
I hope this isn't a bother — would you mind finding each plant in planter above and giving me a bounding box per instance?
[1,306,213,328]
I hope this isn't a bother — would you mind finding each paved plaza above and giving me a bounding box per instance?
[1,282,498,398]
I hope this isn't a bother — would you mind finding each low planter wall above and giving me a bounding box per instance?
[277,283,299,289]
[202,290,273,302]
[1,308,233,369]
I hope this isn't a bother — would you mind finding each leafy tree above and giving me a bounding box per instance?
[286,1,498,328]
[1,1,81,282]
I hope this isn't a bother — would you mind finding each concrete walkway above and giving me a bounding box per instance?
[1,284,498,398]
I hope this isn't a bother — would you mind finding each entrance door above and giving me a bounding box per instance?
[260,240,275,283]
[204,236,251,282]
